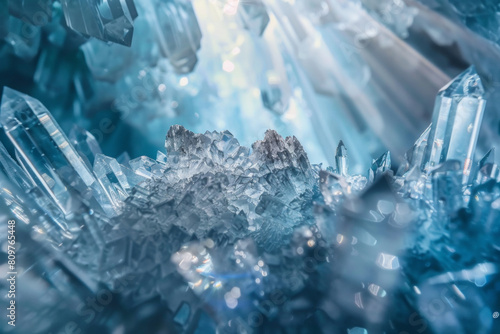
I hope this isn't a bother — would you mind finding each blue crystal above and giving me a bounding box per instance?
[422,66,486,183]
[145,0,202,73]
[69,124,102,168]
[61,0,138,46]
[0,87,121,217]
[1,3,500,334]
[335,140,348,177]
[238,0,270,36]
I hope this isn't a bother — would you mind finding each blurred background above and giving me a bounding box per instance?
[1,0,500,175]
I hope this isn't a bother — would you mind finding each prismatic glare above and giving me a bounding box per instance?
[1,1,500,334]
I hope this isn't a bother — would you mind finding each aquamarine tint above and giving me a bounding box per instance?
[1,65,499,333]
[1,0,500,333]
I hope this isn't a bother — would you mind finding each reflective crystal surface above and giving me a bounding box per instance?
[61,0,138,46]
[422,66,486,182]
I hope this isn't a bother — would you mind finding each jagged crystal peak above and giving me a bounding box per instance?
[335,140,348,176]
[370,151,391,177]
[251,129,311,170]
[479,148,495,167]
[336,140,347,157]
[438,66,485,98]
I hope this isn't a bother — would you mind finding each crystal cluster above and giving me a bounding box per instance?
[1,64,499,333]
[1,0,500,333]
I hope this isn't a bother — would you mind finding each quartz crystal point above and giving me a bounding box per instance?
[421,66,486,183]
[60,0,138,46]
[369,151,391,181]
[145,0,202,73]
[335,140,348,176]
[92,153,146,212]
[0,87,118,217]
[0,141,81,238]
[68,124,102,169]
[238,0,270,36]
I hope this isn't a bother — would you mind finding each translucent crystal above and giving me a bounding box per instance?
[146,0,202,73]
[238,0,270,36]
[60,0,138,46]
[0,140,35,192]
[68,125,102,169]
[335,140,348,176]
[0,142,80,238]
[422,66,486,183]
[1,4,500,334]
[129,155,166,178]
[369,151,391,181]
[1,88,90,216]
[0,87,119,217]
[93,153,145,213]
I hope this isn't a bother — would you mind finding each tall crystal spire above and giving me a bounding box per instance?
[335,140,348,176]
[0,87,117,217]
[421,66,486,182]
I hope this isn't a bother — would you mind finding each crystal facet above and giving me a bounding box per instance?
[422,66,486,182]
[61,0,138,46]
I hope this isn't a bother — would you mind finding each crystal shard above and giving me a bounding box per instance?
[422,66,486,182]
[238,0,270,36]
[335,140,348,176]
[146,0,202,73]
[93,153,144,213]
[68,125,102,169]
[60,0,138,46]
[1,87,88,216]
[0,87,118,217]
[369,151,391,181]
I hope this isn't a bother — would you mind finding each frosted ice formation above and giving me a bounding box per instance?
[1,66,499,333]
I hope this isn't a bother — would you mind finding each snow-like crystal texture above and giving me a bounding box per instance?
[1,66,500,333]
